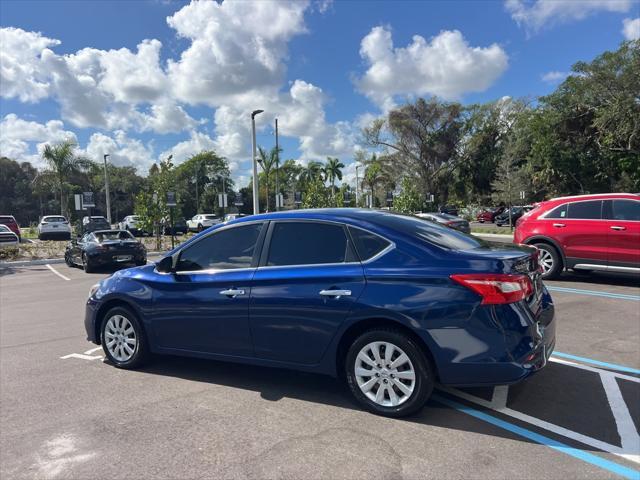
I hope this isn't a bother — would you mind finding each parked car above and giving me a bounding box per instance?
[163,217,188,235]
[495,206,533,227]
[187,214,221,232]
[415,212,471,234]
[37,215,72,240]
[0,224,19,248]
[438,205,459,216]
[82,216,111,234]
[85,209,554,418]
[65,229,146,273]
[514,193,640,279]
[118,215,145,236]
[477,207,505,223]
[223,213,247,222]
[0,215,21,241]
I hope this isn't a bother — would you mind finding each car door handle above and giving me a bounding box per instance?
[219,289,245,297]
[553,223,566,228]
[319,289,352,298]
[610,226,626,231]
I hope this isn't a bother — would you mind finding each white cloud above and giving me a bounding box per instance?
[166,0,309,106]
[622,17,640,40]
[159,130,218,167]
[0,114,78,168]
[541,70,568,84]
[355,27,508,109]
[505,0,634,33]
[85,131,156,171]
[0,27,60,102]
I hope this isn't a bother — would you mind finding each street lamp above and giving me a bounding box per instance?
[275,118,280,211]
[103,154,111,225]
[355,164,361,207]
[251,109,264,215]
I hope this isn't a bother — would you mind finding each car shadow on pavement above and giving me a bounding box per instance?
[133,354,637,452]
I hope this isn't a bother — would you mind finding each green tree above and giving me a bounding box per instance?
[299,161,324,185]
[323,157,345,198]
[257,146,280,212]
[175,151,231,217]
[301,178,330,208]
[393,178,423,214]
[41,140,92,217]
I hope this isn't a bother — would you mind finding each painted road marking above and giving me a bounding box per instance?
[547,286,640,301]
[84,347,103,355]
[45,264,70,281]
[433,394,640,480]
[60,353,102,361]
[552,352,640,376]
[600,372,640,453]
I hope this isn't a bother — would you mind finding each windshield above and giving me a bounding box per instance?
[203,215,218,220]
[94,231,134,242]
[0,225,10,233]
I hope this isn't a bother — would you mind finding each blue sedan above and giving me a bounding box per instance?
[85,209,555,417]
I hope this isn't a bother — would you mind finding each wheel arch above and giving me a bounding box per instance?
[94,297,146,345]
[524,235,566,269]
[335,317,441,383]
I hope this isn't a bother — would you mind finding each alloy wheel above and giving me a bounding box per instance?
[104,314,137,362]
[354,341,416,407]
[538,249,554,274]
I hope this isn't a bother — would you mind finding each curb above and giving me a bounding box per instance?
[0,251,165,268]
[471,232,514,240]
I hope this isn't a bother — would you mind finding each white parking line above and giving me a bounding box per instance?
[600,372,640,453]
[45,264,70,281]
[60,353,102,361]
[84,347,103,355]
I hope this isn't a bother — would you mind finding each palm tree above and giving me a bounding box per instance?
[257,146,279,212]
[299,161,324,185]
[363,161,387,207]
[41,140,92,217]
[323,157,345,198]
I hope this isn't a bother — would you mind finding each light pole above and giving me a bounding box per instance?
[275,118,280,211]
[103,154,111,225]
[251,109,264,215]
[355,164,361,206]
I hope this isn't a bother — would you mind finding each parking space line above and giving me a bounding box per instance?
[600,372,640,453]
[552,352,640,376]
[546,286,640,301]
[433,394,640,480]
[438,386,640,464]
[45,264,70,281]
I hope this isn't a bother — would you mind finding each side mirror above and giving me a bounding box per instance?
[155,255,175,273]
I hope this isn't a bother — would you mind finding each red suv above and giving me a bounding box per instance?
[0,215,21,241]
[514,193,639,279]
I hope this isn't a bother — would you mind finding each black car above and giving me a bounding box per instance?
[415,212,471,234]
[438,205,459,216]
[163,217,188,235]
[495,206,533,227]
[82,216,111,234]
[65,230,147,273]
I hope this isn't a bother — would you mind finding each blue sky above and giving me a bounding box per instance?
[1,0,638,187]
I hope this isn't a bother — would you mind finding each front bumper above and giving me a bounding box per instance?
[85,298,100,343]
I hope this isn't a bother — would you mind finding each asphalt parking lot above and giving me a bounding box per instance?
[1,261,638,479]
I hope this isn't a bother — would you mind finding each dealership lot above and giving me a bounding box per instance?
[1,262,638,479]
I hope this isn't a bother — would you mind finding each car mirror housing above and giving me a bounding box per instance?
[156,256,174,273]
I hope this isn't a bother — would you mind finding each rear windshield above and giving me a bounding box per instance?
[43,216,66,222]
[204,215,218,220]
[0,216,16,223]
[0,225,11,232]
[94,231,134,242]
[374,212,485,250]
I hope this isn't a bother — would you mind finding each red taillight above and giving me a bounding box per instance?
[450,273,533,305]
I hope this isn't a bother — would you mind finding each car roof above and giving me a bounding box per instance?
[548,193,638,202]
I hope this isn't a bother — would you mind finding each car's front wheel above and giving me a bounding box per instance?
[82,253,94,273]
[345,329,434,417]
[101,306,149,369]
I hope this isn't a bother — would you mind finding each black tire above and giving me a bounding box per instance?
[197,224,203,232]
[100,306,150,369]
[64,251,74,267]
[345,329,434,418]
[534,243,562,279]
[82,253,94,273]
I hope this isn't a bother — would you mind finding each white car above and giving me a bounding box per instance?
[187,214,221,232]
[118,215,145,235]
[0,225,19,248]
[37,215,72,240]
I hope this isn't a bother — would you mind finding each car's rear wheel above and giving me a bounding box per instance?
[197,224,203,232]
[82,253,94,273]
[101,306,149,369]
[535,243,562,279]
[345,329,434,417]
[64,251,74,267]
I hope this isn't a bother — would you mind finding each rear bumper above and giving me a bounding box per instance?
[87,251,146,266]
[432,288,556,386]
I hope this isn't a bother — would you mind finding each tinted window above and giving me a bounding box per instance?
[176,223,262,271]
[611,200,640,221]
[567,201,602,219]
[546,204,567,219]
[95,231,134,242]
[43,216,66,222]
[267,222,351,266]
[373,212,486,250]
[348,226,390,261]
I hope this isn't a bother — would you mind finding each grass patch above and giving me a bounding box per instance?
[471,226,514,235]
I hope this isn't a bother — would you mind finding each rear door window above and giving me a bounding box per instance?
[348,226,391,261]
[266,222,354,266]
[546,204,567,219]
[567,201,602,219]
[607,200,640,221]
